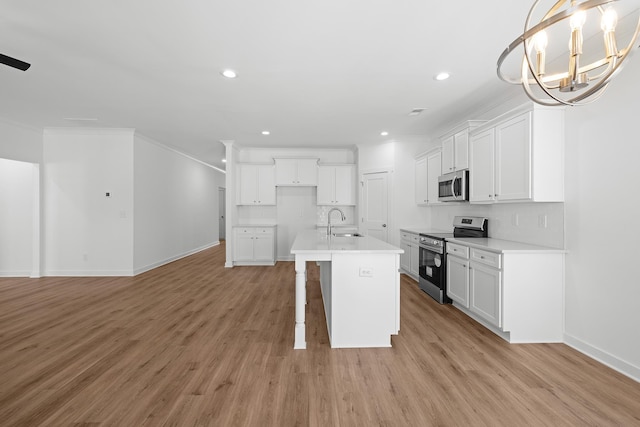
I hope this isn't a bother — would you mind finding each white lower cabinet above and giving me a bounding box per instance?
[399,230,419,281]
[446,242,470,307]
[234,226,276,266]
[469,260,501,328]
[446,239,564,343]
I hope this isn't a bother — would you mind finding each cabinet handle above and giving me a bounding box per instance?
[480,256,485,259]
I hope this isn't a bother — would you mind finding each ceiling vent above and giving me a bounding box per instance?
[408,108,427,116]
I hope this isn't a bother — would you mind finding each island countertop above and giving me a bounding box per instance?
[291,229,403,255]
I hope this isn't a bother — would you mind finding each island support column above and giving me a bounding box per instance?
[294,257,306,349]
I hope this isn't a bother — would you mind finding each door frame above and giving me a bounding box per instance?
[359,167,393,243]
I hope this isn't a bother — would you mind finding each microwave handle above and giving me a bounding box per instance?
[451,178,458,200]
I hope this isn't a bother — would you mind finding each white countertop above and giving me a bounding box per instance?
[291,230,403,254]
[234,224,277,228]
[447,237,566,254]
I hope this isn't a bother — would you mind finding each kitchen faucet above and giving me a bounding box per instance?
[327,208,346,236]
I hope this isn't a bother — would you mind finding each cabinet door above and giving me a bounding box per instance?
[469,128,495,203]
[334,165,355,205]
[495,112,531,201]
[253,235,274,261]
[447,255,469,308]
[400,241,411,273]
[317,166,335,205]
[274,159,298,185]
[414,156,428,205]
[410,244,420,278]
[453,130,469,170]
[470,262,502,327]
[238,164,259,205]
[441,135,454,174]
[296,159,318,185]
[257,165,276,205]
[426,151,442,205]
[234,232,254,261]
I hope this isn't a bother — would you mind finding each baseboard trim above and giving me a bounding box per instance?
[43,269,134,277]
[0,270,33,277]
[564,333,640,383]
[133,241,220,276]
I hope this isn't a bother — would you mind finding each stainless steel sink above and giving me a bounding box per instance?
[332,232,364,237]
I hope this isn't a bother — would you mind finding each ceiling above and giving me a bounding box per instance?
[1,1,536,170]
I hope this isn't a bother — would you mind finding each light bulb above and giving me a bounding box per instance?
[570,10,587,30]
[533,30,548,52]
[601,7,618,32]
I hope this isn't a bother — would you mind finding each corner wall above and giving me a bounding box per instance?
[43,129,134,276]
[133,134,224,274]
[0,158,36,276]
[562,56,640,380]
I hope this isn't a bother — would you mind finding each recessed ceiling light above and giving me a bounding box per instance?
[380,131,389,136]
[221,69,237,79]
[435,72,450,81]
[222,158,227,163]
[262,130,270,135]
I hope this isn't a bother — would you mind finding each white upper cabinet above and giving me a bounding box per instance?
[317,164,356,205]
[274,158,318,186]
[237,163,276,205]
[415,149,442,205]
[469,128,496,203]
[414,156,428,205]
[469,103,564,204]
[440,121,484,174]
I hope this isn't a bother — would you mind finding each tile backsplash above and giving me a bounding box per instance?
[430,202,564,249]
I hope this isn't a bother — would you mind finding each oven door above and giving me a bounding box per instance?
[419,245,444,290]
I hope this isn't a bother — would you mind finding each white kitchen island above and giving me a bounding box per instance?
[291,229,403,349]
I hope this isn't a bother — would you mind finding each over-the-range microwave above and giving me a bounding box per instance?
[438,170,469,202]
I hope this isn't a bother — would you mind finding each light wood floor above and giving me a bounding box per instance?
[1,243,639,426]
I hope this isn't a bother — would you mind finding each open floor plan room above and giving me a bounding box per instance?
[1,243,639,426]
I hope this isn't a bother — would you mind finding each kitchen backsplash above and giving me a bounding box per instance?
[430,202,565,249]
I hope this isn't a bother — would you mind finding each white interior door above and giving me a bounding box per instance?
[361,172,389,242]
[218,187,226,240]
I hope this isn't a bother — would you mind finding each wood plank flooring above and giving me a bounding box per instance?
[1,242,639,426]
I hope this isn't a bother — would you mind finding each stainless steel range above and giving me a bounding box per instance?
[418,216,488,304]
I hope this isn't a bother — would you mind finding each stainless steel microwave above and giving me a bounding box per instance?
[438,170,469,202]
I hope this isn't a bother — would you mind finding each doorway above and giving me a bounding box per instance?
[218,187,226,240]
[361,171,389,242]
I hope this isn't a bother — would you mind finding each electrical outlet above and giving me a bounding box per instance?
[359,267,373,277]
[511,213,519,227]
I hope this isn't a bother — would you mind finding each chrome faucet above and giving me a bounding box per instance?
[327,208,346,236]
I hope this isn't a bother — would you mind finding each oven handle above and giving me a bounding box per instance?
[419,245,444,255]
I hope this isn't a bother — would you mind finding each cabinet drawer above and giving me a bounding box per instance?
[446,242,469,259]
[470,248,501,268]
[400,231,418,243]
[235,228,255,235]
[255,227,274,235]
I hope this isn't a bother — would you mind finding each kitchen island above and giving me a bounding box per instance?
[291,229,403,349]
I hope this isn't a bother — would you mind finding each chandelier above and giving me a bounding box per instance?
[497,0,640,106]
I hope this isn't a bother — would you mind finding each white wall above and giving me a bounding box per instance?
[430,202,565,249]
[133,134,224,274]
[0,158,35,276]
[562,56,640,380]
[0,118,42,163]
[358,138,438,247]
[43,129,134,276]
